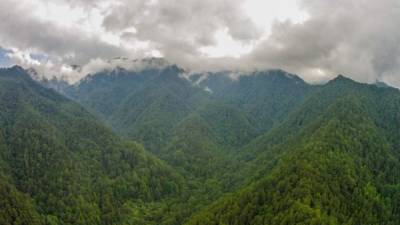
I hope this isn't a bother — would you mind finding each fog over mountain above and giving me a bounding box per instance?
[1,0,400,87]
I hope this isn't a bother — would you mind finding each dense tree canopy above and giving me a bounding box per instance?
[2,65,400,225]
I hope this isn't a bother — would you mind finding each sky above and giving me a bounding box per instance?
[1,0,400,86]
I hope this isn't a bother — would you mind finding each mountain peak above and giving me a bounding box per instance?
[107,57,172,70]
[10,65,25,71]
[0,65,31,79]
[335,74,348,80]
[329,74,355,84]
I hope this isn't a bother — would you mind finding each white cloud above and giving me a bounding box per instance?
[244,0,309,37]
[199,28,255,58]
[7,49,42,67]
[1,0,400,87]
[243,0,400,86]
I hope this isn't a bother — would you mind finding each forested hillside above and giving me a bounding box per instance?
[62,66,316,214]
[186,76,400,225]
[66,66,311,153]
[4,63,400,225]
[0,66,184,225]
[65,66,312,182]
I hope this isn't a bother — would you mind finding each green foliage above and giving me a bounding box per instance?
[0,67,183,225]
[4,66,400,225]
[0,179,44,225]
[186,78,400,225]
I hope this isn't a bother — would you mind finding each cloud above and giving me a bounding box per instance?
[0,0,261,82]
[100,0,261,63]
[0,0,129,64]
[102,0,259,42]
[1,0,400,87]
[244,0,400,85]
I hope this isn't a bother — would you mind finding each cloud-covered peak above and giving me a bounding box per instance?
[24,57,175,84]
[107,57,172,71]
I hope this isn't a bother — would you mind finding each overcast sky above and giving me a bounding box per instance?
[1,0,400,86]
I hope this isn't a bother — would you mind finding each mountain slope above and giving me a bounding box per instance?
[108,65,208,152]
[66,64,210,153]
[196,70,312,132]
[34,61,400,225]
[186,76,400,225]
[66,66,162,118]
[66,66,312,155]
[0,66,184,225]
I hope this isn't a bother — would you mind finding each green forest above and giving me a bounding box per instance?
[1,65,400,225]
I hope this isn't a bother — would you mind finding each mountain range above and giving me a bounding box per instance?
[1,59,400,225]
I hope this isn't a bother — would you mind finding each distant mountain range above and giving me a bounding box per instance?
[1,61,400,225]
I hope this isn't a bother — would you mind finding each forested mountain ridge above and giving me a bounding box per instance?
[0,66,185,225]
[65,64,209,153]
[61,66,315,204]
[193,70,312,132]
[65,65,312,155]
[5,62,400,225]
[186,75,400,225]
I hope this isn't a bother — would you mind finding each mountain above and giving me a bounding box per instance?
[64,61,207,153]
[51,62,318,224]
[186,75,400,225]
[15,60,400,225]
[65,58,173,118]
[63,63,314,189]
[65,63,312,153]
[194,70,311,132]
[0,66,185,225]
